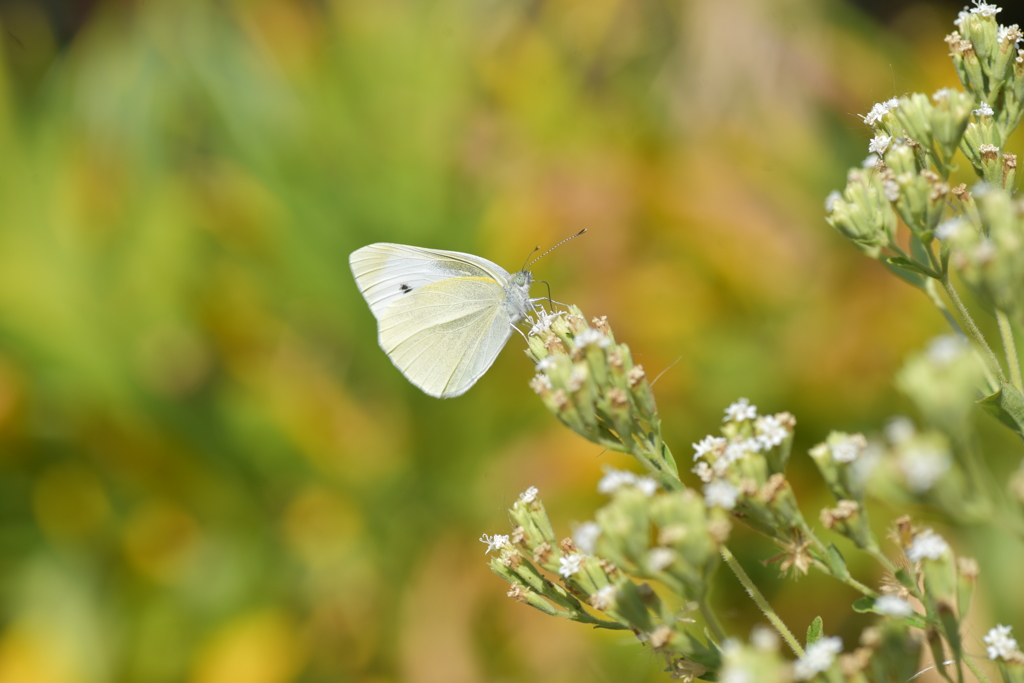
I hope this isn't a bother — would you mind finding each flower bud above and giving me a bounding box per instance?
[825,169,897,258]
[930,89,974,162]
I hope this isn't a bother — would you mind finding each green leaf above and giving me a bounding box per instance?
[826,544,851,580]
[883,255,934,277]
[852,597,874,613]
[978,382,1024,440]
[881,258,926,288]
[806,616,823,646]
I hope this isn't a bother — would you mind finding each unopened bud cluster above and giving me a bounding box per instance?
[826,1,1023,292]
[944,189,1024,328]
[526,305,679,489]
[483,482,724,677]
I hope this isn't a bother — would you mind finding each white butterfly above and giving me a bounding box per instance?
[349,243,541,398]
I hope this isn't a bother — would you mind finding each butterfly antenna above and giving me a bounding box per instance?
[520,245,540,272]
[526,229,587,269]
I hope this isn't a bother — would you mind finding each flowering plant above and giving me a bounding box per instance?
[481,2,1024,681]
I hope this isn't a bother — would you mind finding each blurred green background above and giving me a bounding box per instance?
[1,0,1023,681]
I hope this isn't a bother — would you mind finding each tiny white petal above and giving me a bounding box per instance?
[573,521,601,555]
[573,328,609,348]
[704,480,738,510]
[794,636,843,680]
[559,553,584,578]
[973,101,995,117]
[723,398,757,423]
[874,595,913,618]
[535,357,557,372]
[869,134,892,156]
[519,486,539,503]
[906,528,950,562]
[480,533,510,554]
[693,435,727,460]
[647,547,676,572]
[692,461,714,483]
[825,190,842,212]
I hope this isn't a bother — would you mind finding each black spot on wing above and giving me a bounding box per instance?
[400,283,412,294]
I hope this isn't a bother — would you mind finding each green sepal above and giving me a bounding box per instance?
[978,382,1024,440]
[894,568,917,591]
[806,616,823,646]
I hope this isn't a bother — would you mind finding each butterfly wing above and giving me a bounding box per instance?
[349,244,511,318]
[350,244,515,398]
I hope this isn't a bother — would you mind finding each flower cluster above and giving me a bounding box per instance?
[482,481,725,678]
[527,305,678,490]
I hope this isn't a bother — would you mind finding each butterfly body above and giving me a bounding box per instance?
[349,243,536,398]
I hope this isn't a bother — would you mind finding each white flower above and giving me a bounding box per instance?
[530,374,552,393]
[874,595,913,618]
[519,486,539,503]
[597,466,635,494]
[885,416,916,444]
[591,584,617,610]
[861,101,892,126]
[883,179,900,201]
[997,24,1023,47]
[907,528,950,562]
[724,398,757,422]
[566,365,588,391]
[935,217,965,241]
[755,414,789,449]
[597,465,658,497]
[535,357,557,372]
[636,477,659,496]
[969,1,1001,18]
[932,87,954,102]
[573,521,601,555]
[794,636,843,680]
[704,480,739,510]
[926,335,968,365]
[692,461,714,483]
[974,101,995,116]
[984,624,1019,660]
[824,190,842,212]
[885,97,900,109]
[573,328,609,348]
[831,433,866,463]
[899,446,951,492]
[647,547,676,572]
[693,435,727,460]
[559,553,584,578]
[862,154,880,168]
[751,626,779,651]
[869,134,892,156]
[528,308,562,336]
[480,533,510,554]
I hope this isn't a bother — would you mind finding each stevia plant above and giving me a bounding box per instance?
[481,2,1024,681]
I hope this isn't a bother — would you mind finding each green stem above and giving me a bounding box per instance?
[809,557,880,598]
[698,597,727,643]
[719,545,804,657]
[962,651,994,683]
[997,309,1023,392]
[941,275,1007,384]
